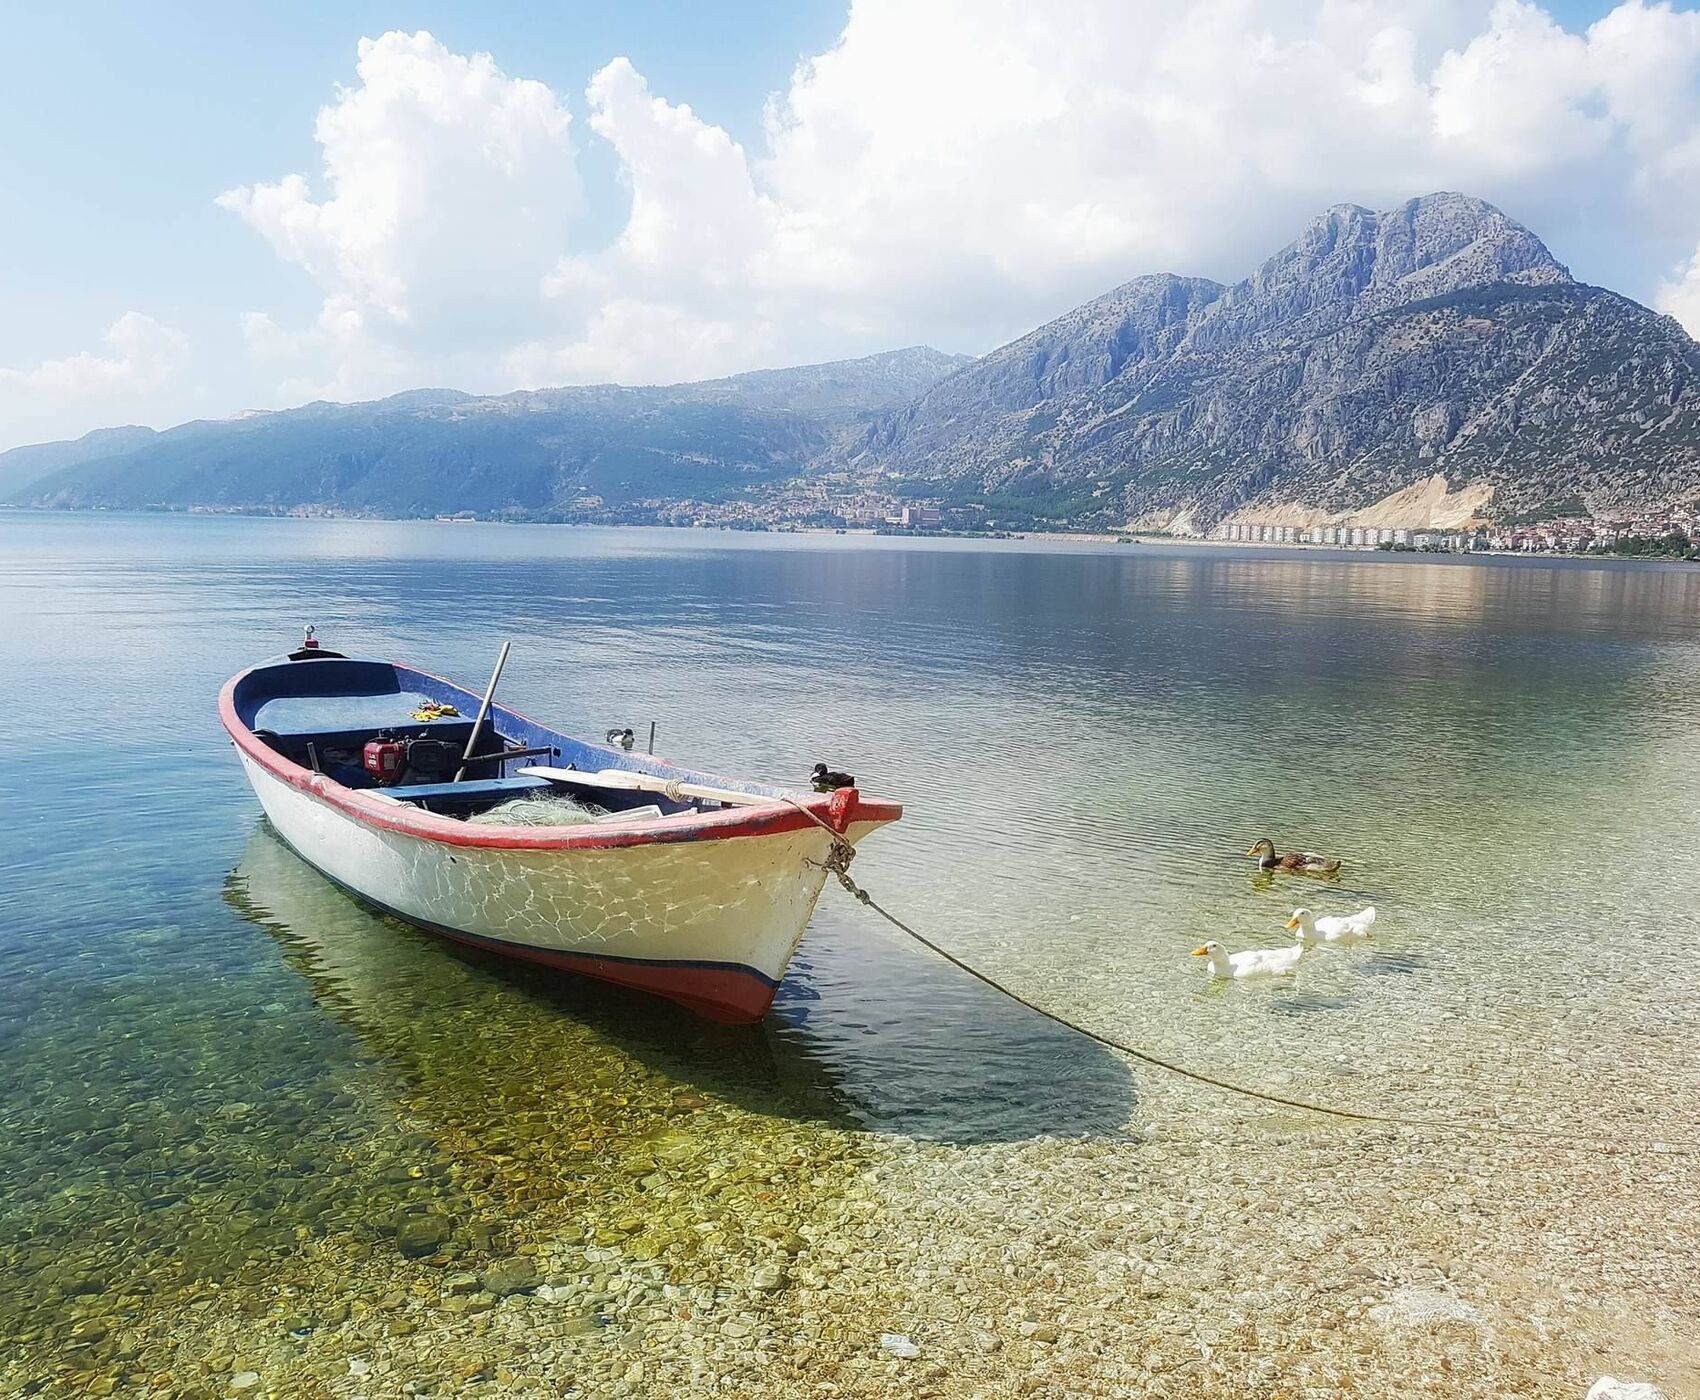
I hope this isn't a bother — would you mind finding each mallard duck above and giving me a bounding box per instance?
[1286,906,1376,945]
[1192,939,1305,979]
[811,763,855,792]
[1246,838,1342,874]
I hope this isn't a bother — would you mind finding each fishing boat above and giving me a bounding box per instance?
[218,632,901,1023]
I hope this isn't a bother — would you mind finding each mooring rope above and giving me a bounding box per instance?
[782,798,1699,1154]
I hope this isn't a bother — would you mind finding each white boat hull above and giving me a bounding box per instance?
[238,753,875,1021]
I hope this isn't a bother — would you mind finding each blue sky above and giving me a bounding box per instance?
[4,0,1700,449]
[0,3,841,353]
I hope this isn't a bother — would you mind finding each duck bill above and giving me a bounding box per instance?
[1244,846,1261,857]
[1190,945,1210,957]
[1284,916,1299,930]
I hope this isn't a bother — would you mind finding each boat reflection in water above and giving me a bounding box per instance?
[231,824,1134,1155]
[226,822,889,1279]
[226,823,854,1134]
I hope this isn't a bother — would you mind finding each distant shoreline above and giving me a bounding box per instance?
[1126,532,1700,565]
[9,505,1700,569]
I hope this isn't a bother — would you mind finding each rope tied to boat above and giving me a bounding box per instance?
[784,795,1700,1154]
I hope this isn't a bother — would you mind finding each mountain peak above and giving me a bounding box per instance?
[15,193,1691,532]
[845,190,1699,530]
[1185,193,1568,353]
[1369,191,1569,293]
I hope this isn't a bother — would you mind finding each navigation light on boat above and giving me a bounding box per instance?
[288,624,344,662]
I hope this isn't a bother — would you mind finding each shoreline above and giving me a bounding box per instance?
[5,506,1696,568]
[1121,532,1700,565]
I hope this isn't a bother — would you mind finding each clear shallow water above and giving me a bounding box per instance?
[4,513,1700,1396]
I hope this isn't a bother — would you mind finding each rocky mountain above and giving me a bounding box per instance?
[846,193,1700,529]
[7,348,969,519]
[14,195,1700,530]
[685,346,971,421]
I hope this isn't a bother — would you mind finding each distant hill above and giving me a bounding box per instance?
[0,425,159,499]
[8,348,970,519]
[841,193,1700,528]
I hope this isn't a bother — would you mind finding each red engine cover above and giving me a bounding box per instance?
[362,740,405,785]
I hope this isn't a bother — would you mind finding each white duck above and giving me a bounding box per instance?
[1286,906,1377,945]
[1192,939,1305,979]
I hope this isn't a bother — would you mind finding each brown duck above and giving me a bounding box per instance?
[1246,838,1341,875]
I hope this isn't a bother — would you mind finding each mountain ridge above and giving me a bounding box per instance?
[6,347,972,519]
[12,193,1700,530]
[843,192,1700,528]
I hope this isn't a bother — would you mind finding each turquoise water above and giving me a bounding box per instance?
[4,512,1700,1397]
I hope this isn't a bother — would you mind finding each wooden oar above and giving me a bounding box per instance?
[453,640,511,783]
[517,765,791,809]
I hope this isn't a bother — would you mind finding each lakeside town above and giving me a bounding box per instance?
[153,460,1700,559]
[552,476,1700,557]
[663,488,1700,559]
[171,488,1700,560]
[1212,510,1700,555]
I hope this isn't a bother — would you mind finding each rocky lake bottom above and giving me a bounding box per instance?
[5,516,1700,1397]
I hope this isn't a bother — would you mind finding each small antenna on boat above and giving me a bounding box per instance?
[647,720,656,755]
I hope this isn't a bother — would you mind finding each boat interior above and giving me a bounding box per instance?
[233,655,750,824]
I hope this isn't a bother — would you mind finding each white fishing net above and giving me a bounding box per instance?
[465,794,601,827]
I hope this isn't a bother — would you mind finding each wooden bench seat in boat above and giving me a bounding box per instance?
[382,776,555,807]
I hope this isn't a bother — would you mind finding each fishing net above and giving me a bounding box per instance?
[465,794,601,827]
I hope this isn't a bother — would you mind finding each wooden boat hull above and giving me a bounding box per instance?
[220,653,899,1022]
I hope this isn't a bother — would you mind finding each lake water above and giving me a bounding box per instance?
[3,512,1699,1398]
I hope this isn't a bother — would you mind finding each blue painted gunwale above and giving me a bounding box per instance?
[220,653,901,852]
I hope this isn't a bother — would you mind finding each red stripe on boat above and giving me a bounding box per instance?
[430,926,779,1023]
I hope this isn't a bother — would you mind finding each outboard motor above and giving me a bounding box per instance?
[363,733,406,785]
[362,732,461,786]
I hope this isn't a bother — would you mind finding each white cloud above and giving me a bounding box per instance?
[1658,246,1700,330]
[217,29,581,398]
[738,0,1700,341]
[0,313,190,443]
[1430,2,1602,166]
[510,58,783,386]
[1,312,188,400]
[221,7,1700,404]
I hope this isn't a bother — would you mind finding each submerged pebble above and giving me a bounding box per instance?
[1586,1382,1668,1400]
[480,1257,540,1297]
